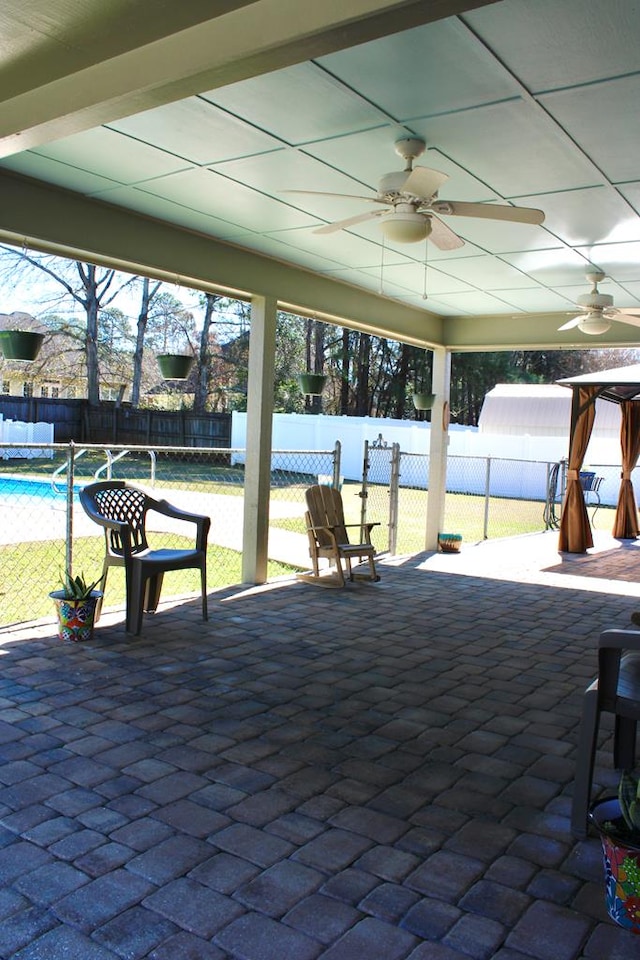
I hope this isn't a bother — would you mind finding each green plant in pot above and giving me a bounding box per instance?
[590,770,640,933]
[49,570,104,643]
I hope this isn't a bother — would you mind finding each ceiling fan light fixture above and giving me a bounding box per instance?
[578,315,612,335]
[381,212,431,244]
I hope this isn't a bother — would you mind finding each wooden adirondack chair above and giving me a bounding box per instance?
[300,484,380,587]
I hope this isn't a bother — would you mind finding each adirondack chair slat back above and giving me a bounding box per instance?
[306,485,348,546]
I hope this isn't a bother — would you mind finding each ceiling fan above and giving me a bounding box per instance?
[289,137,545,247]
[558,272,640,336]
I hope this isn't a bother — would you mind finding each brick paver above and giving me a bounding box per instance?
[0,533,638,958]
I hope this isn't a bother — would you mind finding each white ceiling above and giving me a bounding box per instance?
[1,0,640,342]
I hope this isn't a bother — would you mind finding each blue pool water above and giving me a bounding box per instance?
[0,476,79,501]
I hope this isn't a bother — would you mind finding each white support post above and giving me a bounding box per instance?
[425,347,451,550]
[242,295,277,583]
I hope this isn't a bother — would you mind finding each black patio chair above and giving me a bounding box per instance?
[79,480,210,635]
[571,628,640,837]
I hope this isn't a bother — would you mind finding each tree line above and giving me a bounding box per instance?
[0,247,636,424]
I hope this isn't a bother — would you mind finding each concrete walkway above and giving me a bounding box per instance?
[0,533,639,958]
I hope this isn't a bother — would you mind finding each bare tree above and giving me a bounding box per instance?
[0,247,135,404]
[193,294,220,413]
[131,277,162,407]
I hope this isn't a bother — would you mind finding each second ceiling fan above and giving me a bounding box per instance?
[291,137,545,248]
[558,272,640,335]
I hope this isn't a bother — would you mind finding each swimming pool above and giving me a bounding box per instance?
[0,475,79,502]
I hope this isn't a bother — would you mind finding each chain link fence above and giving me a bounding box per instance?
[0,442,338,628]
[363,445,601,556]
[0,439,619,628]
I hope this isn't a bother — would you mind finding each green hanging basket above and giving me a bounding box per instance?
[0,330,44,361]
[157,354,194,380]
[413,391,435,411]
[298,373,327,396]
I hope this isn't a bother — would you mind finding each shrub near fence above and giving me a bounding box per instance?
[0,442,337,629]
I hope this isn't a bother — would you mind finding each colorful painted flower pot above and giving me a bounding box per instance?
[0,330,44,361]
[298,373,327,395]
[49,591,103,642]
[157,354,194,379]
[590,797,640,933]
[438,533,462,554]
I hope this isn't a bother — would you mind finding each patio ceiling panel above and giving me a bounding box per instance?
[539,76,640,185]
[31,127,194,183]
[200,61,389,145]
[106,98,285,167]
[463,0,640,89]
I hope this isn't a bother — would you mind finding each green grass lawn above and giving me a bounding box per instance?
[0,535,295,627]
[271,481,616,555]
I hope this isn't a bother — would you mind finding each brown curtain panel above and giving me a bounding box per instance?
[558,386,598,552]
[612,402,640,539]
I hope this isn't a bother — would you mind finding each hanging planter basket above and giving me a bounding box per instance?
[157,354,194,380]
[298,373,327,396]
[413,391,435,411]
[0,330,44,361]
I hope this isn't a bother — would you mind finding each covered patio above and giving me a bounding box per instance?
[1,534,639,959]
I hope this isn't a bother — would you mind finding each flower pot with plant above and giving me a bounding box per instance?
[49,571,104,642]
[590,771,640,933]
[298,372,327,396]
[157,353,194,380]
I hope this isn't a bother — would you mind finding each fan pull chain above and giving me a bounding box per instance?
[422,235,429,299]
[379,236,386,295]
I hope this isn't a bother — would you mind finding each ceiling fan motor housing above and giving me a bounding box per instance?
[577,292,614,310]
[378,170,410,198]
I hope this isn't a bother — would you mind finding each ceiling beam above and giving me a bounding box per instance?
[445,313,640,351]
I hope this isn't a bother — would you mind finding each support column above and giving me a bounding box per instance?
[425,347,451,550]
[242,295,277,583]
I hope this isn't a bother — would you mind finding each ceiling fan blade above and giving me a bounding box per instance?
[430,199,545,226]
[402,166,449,200]
[428,215,464,251]
[284,189,385,205]
[614,312,640,328]
[558,315,587,331]
[616,308,640,318]
[313,209,384,235]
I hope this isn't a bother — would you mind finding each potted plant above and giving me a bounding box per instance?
[298,372,327,396]
[412,391,435,411]
[157,353,194,380]
[590,771,640,933]
[49,570,104,642]
[0,330,44,361]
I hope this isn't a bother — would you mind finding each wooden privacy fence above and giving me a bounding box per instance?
[0,397,231,447]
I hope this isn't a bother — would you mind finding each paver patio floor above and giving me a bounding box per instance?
[1,532,639,959]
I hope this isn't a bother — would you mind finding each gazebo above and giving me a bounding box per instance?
[557,364,640,553]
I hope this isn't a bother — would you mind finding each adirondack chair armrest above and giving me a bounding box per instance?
[344,521,379,542]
